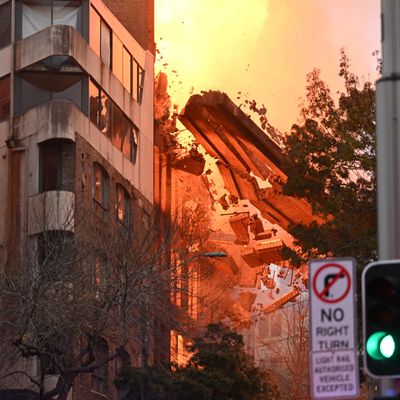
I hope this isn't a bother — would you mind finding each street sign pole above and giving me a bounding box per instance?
[309,258,359,400]
[377,0,400,397]
[377,0,400,260]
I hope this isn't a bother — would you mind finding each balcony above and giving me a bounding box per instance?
[28,191,75,235]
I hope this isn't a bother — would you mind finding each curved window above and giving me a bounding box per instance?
[116,184,130,226]
[93,163,109,221]
[15,71,84,114]
[18,0,82,40]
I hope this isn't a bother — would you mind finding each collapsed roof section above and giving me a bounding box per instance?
[179,91,323,230]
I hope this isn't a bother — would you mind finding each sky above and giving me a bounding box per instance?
[155,0,380,133]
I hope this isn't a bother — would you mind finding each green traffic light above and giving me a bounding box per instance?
[381,335,396,358]
[366,332,396,360]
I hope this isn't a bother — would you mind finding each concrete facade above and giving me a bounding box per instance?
[0,0,154,398]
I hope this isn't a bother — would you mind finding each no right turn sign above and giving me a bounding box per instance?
[309,258,359,399]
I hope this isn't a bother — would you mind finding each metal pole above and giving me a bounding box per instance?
[377,0,400,396]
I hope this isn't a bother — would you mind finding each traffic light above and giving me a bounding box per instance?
[362,260,400,377]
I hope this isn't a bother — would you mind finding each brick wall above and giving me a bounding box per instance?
[103,0,155,54]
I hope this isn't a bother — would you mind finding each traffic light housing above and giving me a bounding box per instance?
[362,260,400,378]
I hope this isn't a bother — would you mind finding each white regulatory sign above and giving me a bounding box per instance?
[309,258,359,400]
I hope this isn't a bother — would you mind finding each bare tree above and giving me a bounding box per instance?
[262,299,310,400]
[0,197,212,400]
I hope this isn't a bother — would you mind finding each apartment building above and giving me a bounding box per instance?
[0,0,154,399]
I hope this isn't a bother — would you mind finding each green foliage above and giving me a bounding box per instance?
[283,50,377,265]
[115,324,276,400]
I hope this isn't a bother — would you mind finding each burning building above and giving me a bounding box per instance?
[155,85,322,368]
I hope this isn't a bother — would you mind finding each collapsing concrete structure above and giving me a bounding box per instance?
[179,90,324,231]
[179,90,323,317]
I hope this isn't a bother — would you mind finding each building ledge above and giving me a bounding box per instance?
[14,100,80,143]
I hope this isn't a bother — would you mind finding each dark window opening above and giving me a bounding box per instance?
[93,162,109,221]
[15,71,85,114]
[0,2,11,49]
[0,75,10,122]
[39,139,74,192]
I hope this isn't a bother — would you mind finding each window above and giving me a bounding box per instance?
[132,60,138,101]
[93,163,109,221]
[15,71,84,114]
[112,103,123,150]
[99,90,111,138]
[131,60,144,102]
[112,33,123,82]
[122,47,132,93]
[138,66,145,102]
[94,257,107,299]
[52,73,82,100]
[90,5,111,66]
[92,338,109,395]
[0,75,10,122]
[132,126,139,163]
[0,2,11,49]
[100,19,111,68]
[88,6,143,100]
[53,1,81,30]
[170,331,187,367]
[89,79,138,163]
[121,117,131,159]
[39,139,74,192]
[20,0,82,40]
[116,185,130,226]
[89,5,101,56]
[89,79,100,126]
